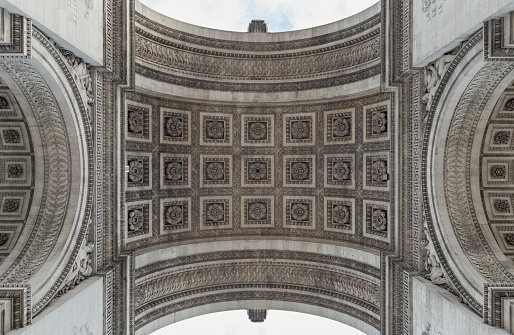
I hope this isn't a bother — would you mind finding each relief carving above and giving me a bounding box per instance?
[135,34,380,80]
[53,42,94,106]
[421,53,456,115]
[421,215,447,285]
[135,262,380,309]
[57,240,94,295]
[443,61,514,283]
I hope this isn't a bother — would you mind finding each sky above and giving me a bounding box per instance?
[140,1,376,334]
[150,310,366,335]
[138,0,378,32]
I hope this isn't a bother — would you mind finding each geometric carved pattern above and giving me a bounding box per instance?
[363,151,389,191]
[124,91,392,253]
[324,154,354,189]
[324,197,355,233]
[484,126,514,154]
[200,197,232,230]
[324,109,355,144]
[0,156,31,186]
[241,196,274,228]
[0,123,29,152]
[160,198,191,233]
[283,155,315,188]
[126,101,152,142]
[283,112,315,146]
[201,113,232,146]
[491,93,514,121]
[0,191,29,220]
[161,109,191,145]
[483,157,513,188]
[283,196,315,229]
[363,200,389,242]
[364,101,389,142]
[160,154,191,189]
[201,155,232,188]
[126,201,152,241]
[484,191,514,219]
[241,114,274,147]
[126,153,151,190]
[241,156,274,187]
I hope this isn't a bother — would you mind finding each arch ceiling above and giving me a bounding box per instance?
[1,0,514,335]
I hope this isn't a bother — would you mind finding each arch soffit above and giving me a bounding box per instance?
[0,27,93,316]
[134,240,382,334]
[427,30,514,311]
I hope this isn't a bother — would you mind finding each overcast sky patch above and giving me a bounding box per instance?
[139,0,378,32]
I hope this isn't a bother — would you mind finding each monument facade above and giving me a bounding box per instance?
[0,0,513,334]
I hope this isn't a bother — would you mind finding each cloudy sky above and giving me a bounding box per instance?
[139,0,376,334]
[138,0,378,32]
[151,310,366,335]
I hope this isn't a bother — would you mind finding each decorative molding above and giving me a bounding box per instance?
[0,283,31,330]
[57,239,95,296]
[135,261,380,313]
[0,11,31,58]
[135,63,382,93]
[421,31,496,314]
[135,33,380,80]
[443,60,514,284]
[134,12,381,52]
[135,290,381,331]
[485,14,514,60]
[0,60,72,287]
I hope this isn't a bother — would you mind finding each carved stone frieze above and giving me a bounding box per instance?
[136,34,380,80]
[135,261,380,313]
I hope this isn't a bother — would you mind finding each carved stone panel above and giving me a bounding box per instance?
[200,155,232,188]
[0,122,29,152]
[126,152,152,190]
[324,109,355,145]
[324,153,355,189]
[283,112,316,146]
[241,196,274,228]
[126,201,153,242]
[160,154,191,189]
[200,196,232,230]
[0,190,30,220]
[241,114,274,147]
[126,100,152,143]
[283,196,316,230]
[200,112,232,146]
[160,198,191,234]
[241,155,274,188]
[160,108,191,145]
[324,197,355,234]
[0,156,31,187]
[363,101,390,143]
[363,151,390,191]
[363,200,390,243]
[283,155,316,188]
